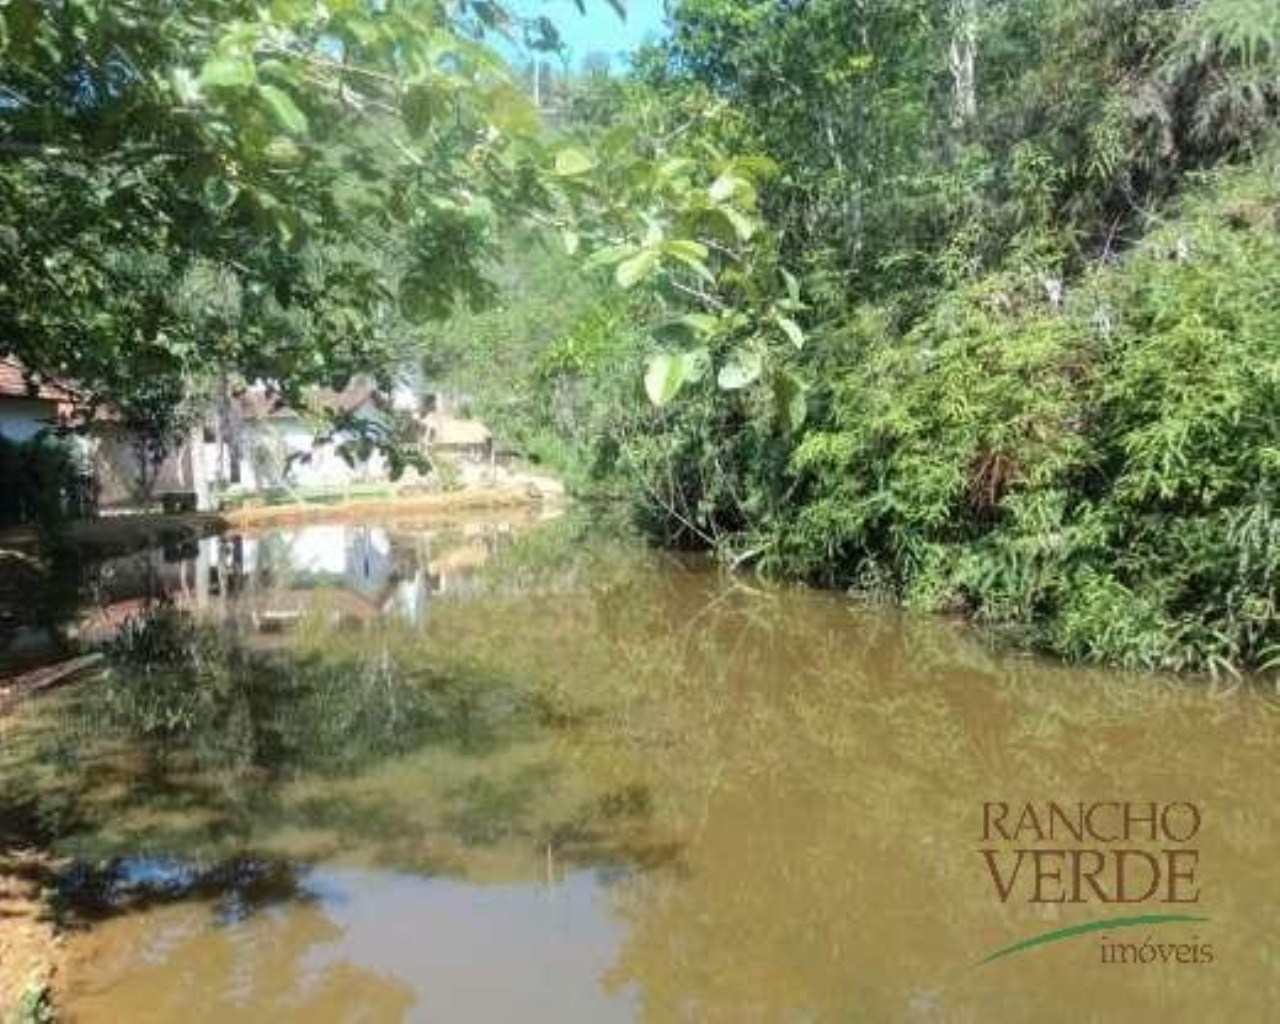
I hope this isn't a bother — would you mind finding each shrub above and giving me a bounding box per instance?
[778,157,1279,673]
[0,432,92,526]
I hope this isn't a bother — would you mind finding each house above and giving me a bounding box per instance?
[93,412,209,510]
[0,357,98,522]
[219,383,398,494]
[97,381,415,511]
[1,360,507,514]
[0,357,81,441]
[418,388,497,485]
[421,410,492,460]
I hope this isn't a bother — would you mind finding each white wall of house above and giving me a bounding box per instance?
[235,418,388,492]
[94,425,201,508]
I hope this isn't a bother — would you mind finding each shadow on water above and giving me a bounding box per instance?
[2,519,680,947]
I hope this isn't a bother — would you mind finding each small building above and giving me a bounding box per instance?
[0,357,81,441]
[222,383,396,494]
[421,410,492,462]
[0,362,506,514]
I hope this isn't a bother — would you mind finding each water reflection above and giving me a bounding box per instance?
[67,866,634,1024]
[1,516,1277,1022]
[86,521,521,641]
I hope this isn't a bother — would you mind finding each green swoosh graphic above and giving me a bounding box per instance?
[976,913,1209,966]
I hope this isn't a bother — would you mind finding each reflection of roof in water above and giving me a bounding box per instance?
[180,588,389,646]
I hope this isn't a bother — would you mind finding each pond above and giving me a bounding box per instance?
[1,515,1277,1022]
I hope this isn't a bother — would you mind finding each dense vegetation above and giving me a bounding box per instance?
[435,1,1279,675]
[3,1,1277,674]
[0,433,91,525]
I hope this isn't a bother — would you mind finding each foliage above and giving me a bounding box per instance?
[543,0,1278,673]
[4,0,1278,674]
[762,157,1279,673]
[0,432,90,525]
[0,1,625,455]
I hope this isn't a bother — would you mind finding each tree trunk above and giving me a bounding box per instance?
[949,0,979,133]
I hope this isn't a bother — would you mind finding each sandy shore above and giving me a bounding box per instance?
[0,852,60,1021]
[0,486,554,559]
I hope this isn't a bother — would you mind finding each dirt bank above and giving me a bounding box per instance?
[0,852,60,1022]
[222,486,550,531]
[0,486,556,560]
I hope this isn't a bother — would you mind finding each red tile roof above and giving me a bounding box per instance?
[0,356,86,425]
[0,356,82,405]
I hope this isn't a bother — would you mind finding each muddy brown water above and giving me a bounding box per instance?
[1,517,1276,1022]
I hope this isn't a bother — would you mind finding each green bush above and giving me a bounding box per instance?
[778,159,1279,674]
[0,432,91,526]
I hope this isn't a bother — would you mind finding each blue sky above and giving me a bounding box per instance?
[506,0,669,67]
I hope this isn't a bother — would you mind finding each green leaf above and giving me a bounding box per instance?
[169,67,201,105]
[665,239,708,262]
[203,176,240,213]
[774,370,808,431]
[264,136,304,166]
[721,206,757,241]
[774,313,805,350]
[259,84,309,135]
[709,173,740,202]
[717,348,763,390]
[198,54,256,90]
[554,146,596,177]
[782,268,801,305]
[485,82,540,135]
[402,82,442,136]
[680,313,721,336]
[616,248,659,289]
[584,243,635,269]
[645,351,687,406]
[680,347,711,383]
[664,239,714,283]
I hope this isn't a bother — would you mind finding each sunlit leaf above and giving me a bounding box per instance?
[709,173,740,202]
[665,239,708,261]
[264,136,304,166]
[616,248,659,289]
[782,268,801,305]
[721,206,757,241]
[774,313,805,349]
[645,351,686,405]
[259,84,308,135]
[554,146,596,177]
[198,53,255,89]
[584,243,636,269]
[680,313,721,336]
[169,67,201,105]
[665,239,714,283]
[681,346,711,383]
[718,348,763,390]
